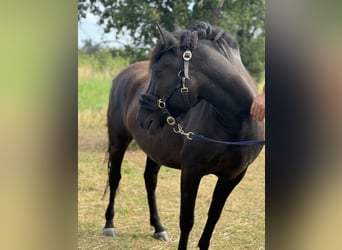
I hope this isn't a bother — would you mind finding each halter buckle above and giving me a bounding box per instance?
[181,86,189,93]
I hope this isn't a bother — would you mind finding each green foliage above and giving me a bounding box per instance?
[79,0,264,79]
[221,0,265,81]
[79,40,129,70]
[81,39,102,55]
[110,46,150,64]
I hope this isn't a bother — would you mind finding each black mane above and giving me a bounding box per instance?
[150,21,240,67]
[189,21,239,50]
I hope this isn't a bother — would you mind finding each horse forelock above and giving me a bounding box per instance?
[180,30,198,51]
[149,22,246,76]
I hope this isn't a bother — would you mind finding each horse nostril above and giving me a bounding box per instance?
[138,119,143,128]
[137,115,153,130]
[147,120,153,130]
[136,113,144,128]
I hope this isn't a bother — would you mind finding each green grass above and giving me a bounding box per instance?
[78,79,112,112]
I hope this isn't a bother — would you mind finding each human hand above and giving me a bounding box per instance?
[250,91,265,122]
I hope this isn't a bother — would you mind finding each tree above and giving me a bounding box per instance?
[81,39,101,55]
[221,0,265,80]
[78,0,264,80]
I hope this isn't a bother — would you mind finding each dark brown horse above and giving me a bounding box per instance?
[103,22,264,250]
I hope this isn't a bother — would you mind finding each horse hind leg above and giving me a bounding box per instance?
[103,136,132,237]
[198,169,247,250]
[144,157,170,241]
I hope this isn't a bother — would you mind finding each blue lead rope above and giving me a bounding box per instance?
[172,124,265,146]
[191,134,265,145]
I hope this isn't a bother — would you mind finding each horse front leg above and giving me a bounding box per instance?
[178,167,202,250]
[198,169,247,250]
[144,157,170,241]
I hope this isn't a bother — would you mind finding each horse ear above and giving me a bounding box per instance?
[156,23,177,47]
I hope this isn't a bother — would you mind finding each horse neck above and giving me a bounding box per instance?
[192,43,256,119]
[196,65,256,123]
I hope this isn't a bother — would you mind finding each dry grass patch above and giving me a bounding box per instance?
[78,106,107,129]
[78,121,264,249]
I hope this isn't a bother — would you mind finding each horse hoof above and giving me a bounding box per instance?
[103,228,116,237]
[153,231,170,241]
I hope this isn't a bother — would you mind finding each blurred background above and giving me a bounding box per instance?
[1,0,341,249]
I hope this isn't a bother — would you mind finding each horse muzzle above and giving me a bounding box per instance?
[139,93,160,111]
[136,107,165,135]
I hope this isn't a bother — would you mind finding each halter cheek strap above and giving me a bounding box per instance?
[183,50,192,80]
[179,31,198,108]
[139,48,195,122]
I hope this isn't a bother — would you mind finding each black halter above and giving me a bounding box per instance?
[139,31,199,126]
[139,31,265,145]
[139,52,193,125]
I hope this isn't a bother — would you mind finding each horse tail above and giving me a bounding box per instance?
[101,145,111,201]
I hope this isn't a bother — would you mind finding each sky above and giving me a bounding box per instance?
[77,3,195,49]
[78,12,131,49]
[78,13,107,47]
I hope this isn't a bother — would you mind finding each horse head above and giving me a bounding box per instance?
[137,21,256,135]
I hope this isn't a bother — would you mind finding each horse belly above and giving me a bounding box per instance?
[136,136,182,169]
[214,146,261,179]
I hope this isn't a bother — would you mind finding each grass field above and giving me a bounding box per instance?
[78,68,265,250]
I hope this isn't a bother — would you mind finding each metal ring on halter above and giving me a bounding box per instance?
[183,50,192,61]
[166,116,176,125]
[157,99,166,109]
[178,70,185,79]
